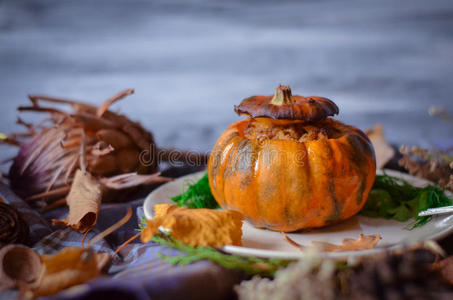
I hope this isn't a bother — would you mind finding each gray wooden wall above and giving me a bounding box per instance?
[1,0,452,160]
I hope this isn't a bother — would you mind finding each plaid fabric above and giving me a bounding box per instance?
[0,166,242,300]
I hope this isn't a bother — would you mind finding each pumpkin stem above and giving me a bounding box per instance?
[270,85,294,105]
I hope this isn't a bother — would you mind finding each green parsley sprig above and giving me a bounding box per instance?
[360,174,452,229]
[171,173,219,209]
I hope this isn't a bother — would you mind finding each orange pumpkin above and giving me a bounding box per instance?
[208,85,376,232]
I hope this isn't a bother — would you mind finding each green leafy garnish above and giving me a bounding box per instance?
[360,174,452,229]
[171,173,219,209]
[151,232,291,277]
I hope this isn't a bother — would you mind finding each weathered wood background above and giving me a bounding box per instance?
[1,0,452,163]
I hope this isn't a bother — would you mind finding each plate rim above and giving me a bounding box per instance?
[143,169,453,259]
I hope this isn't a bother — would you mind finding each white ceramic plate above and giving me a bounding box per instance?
[144,169,453,259]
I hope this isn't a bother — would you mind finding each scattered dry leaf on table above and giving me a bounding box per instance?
[52,169,101,233]
[33,206,130,297]
[31,247,109,298]
[0,245,43,289]
[366,124,395,169]
[312,234,381,252]
[141,204,244,247]
[284,234,381,252]
[0,206,131,298]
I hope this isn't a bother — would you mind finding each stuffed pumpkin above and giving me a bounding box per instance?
[208,85,376,232]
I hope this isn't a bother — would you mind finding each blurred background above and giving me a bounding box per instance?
[1,0,453,162]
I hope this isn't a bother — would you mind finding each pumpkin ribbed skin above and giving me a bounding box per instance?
[208,118,376,232]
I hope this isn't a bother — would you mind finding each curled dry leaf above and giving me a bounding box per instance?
[31,247,109,298]
[366,124,395,169]
[0,245,43,289]
[52,169,101,233]
[38,205,131,296]
[141,204,244,247]
[0,201,131,297]
[311,234,381,252]
[284,234,381,252]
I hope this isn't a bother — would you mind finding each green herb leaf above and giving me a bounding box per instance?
[387,198,417,222]
[151,232,291,277]
[360,174,452,229]
[361,189,396,219]
[171,173,219,209]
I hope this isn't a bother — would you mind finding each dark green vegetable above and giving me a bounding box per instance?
[360,174,452,228]
[171,173,219,209]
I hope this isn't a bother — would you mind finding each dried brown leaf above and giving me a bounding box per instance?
[52,170,101,233]
[366,124,395,169]
[31,206,128,297]
[31,247,107,298]
[283,234,306,250]
[284,233,381,252]
[311,234,381,252]
[141,204,244,247]
[3,205,133,297]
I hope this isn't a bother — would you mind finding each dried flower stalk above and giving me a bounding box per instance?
[3,90,208,209]
[399,107,453,192]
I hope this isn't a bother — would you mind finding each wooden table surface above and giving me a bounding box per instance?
[1,0,453,162]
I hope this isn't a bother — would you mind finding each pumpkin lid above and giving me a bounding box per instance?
[234,85,339,122]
